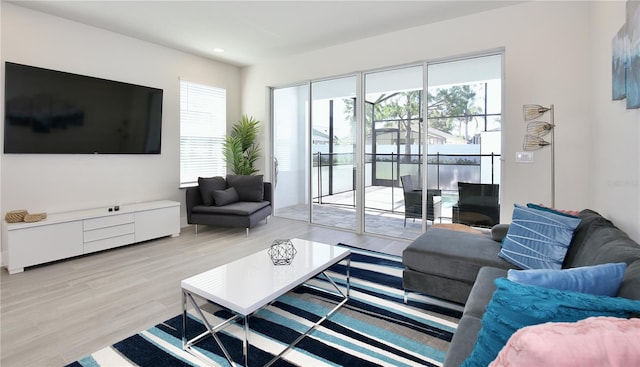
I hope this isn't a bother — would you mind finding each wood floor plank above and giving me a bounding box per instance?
[0,216,410,366]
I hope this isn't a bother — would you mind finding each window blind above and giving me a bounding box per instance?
[180,80,226,187]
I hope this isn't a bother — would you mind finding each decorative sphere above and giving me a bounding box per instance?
[268,239,297,265]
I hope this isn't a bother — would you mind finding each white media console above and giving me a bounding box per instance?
[2,200,180,274]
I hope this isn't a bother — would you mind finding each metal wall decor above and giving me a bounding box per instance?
[523,104,556,207]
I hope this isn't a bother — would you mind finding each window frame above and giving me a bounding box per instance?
[179,79,227,188]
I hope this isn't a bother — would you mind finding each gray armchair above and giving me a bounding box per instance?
[400,175,441,227]
[186,176,272,236]
[453,182,499,228]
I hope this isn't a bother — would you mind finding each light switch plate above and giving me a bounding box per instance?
[516,151,534,163]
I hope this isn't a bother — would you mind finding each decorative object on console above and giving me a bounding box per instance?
[268,239,297,265]
[4,210,47,223]
[5,209,28,223]
[23,212,47,222]
[522,104,556,207]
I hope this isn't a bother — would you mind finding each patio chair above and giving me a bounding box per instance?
[400,175,441,227]
[453,182,500,228]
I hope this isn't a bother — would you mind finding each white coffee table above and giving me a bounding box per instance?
[181,238,351,367]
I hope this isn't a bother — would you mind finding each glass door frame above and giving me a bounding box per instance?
[270,50,504,237]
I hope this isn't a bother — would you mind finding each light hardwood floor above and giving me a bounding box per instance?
[0,216,410,366]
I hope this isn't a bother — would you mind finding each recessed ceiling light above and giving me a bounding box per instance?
[213,48,225,53]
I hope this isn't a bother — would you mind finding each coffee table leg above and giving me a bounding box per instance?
[346,255,351,297]
[243,316,250,367]
[182,290,187,348]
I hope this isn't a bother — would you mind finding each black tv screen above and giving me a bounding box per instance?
[4,62,163,154]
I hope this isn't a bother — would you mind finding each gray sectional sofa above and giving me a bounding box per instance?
[186,175,272,235]
[402,209,640,366]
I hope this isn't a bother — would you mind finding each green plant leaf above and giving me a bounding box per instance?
[223,114,261,175]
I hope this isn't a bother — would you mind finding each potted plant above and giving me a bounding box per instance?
[223,114,261,175]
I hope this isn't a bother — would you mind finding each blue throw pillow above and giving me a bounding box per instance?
[499,204,581,269]
[460,278,640,367]
[507,262,627,297]
[526,203,580,218]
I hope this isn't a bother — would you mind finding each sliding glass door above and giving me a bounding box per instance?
[310,76,357,230]
[426,54,503,227]
[271,52,503,238]
[363,66,425,238]
[272,84,309,221]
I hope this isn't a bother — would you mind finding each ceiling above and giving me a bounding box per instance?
[10,1,521,67]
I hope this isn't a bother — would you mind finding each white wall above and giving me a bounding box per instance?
[0,3,242,253]
[241,1,640,242]
[2,1,637,245]
[590,2,640,242]
[242,2,592,224]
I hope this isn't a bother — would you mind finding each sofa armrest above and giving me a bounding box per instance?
[263,182,273,204]
[491,223,510,242]
[186,187,203,223]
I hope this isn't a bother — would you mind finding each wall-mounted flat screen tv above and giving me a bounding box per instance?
[4,62,163,154]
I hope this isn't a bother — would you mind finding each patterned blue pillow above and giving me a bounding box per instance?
[526,203,580,218]
[499,204,581,269]
[507,262,627,296]
[460,278,640,367]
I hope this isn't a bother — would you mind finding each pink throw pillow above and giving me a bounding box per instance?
[489,317,640,367]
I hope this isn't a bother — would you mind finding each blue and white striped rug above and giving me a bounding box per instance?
[68,245,461,367]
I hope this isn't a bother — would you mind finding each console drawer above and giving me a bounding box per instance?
[84,213,134,231]
[84,234,136,254]
[84,223,135,243]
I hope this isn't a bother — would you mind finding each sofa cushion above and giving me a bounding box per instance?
[489,317,640,367]
[402,268,475,305]
[463,267,508,319]
[562,211,640,269]
[507,262,627,297]
[443,315,483,367]
[191,201,270,216]
[212,187,239,206]
[562,209,612,266]
[460,278,640,367]
[619,260,640,300]
[198,176,226,206]
[499,204,581,270]
[403,229,514,284]
[226,175,264,202]
[490,224,509,242]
